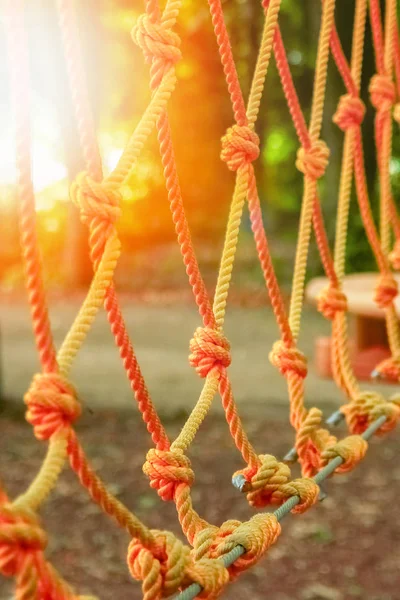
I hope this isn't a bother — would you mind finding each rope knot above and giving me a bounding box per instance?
[372,354,400,383]
[193,522,239,561]
[296,140,329,179]
[220,125,260,171]
[317,284,348,320]
[369,74,395,111]
[185,558,229,599]
[295,408,337,477]
[143,448,194,502]
[321,435,368,474]
[389,239,400,270]
[373,273,398,309]
[132,14,181,65]
[127,530,190,599]
[233,455,319,513]
[0,505,47,578]
[217,514,281,578]
[70,172,122,228]
[279,478,320,514]
[269,341,307,379]
[194,515,280,579]
[233,455,291,508]
[24,373,81,441]
[342,391,400,435]
[333,94,366,131]
[189,327,231,378]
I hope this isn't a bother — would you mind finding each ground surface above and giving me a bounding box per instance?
[0,296,392,414]
[0,407,399,600]
[0,298,399,599]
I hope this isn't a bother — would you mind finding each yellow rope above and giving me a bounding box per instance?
[177,0,283,456]
[12,432,68,511]
[57,234,121,375]
[288,0,336,341]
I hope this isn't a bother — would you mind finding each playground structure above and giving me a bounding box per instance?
[307,272,400,380]
[1,0,400,599]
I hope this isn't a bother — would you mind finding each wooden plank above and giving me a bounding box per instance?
[306,272,400,319]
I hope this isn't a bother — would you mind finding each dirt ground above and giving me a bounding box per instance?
[0,405,399,600]
[0,296,392,414]
[0,296,399,599]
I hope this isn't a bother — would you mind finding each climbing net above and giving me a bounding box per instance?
[2,0,400,597]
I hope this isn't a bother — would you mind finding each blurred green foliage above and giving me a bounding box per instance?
[0,0,398,289]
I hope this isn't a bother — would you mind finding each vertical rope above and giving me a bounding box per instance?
[289,0,336,341]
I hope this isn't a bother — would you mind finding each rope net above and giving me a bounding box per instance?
[2,0,400,598]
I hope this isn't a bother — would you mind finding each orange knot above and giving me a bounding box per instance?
[369,74,395,111]
[220,125,260,171]
[296,140,329,180]
[373,354,400,383]
[0,505,47,578]
[342,391,400,435]
[143,448,194,502]
[389,240,400,270]
[131,14,182,65]
[24,373,81,441]
[189,327,231,378]
[394,103,400,124]
[269,341,307,379]
[128,530,191,599]
[333,94,366,131]
[70,172,122,228]
[317,285,348,320]
[373,273,398,309]
[321,435,368,474]
[128,530,228,599]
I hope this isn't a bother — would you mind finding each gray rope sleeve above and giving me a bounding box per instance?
[174,414,387,600]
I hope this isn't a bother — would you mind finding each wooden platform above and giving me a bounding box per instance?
[306,272,400,381]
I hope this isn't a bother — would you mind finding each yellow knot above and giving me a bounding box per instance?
[342,391,400,435]
[192,521,240,561]
[217,514,281,578]
[70,173,122,228]
[185,558,229,599]
[296,140,330,179]
[321,435,368,474]
[127,530,190,599]
[220,125,260,171]
[132,14,182,65]
[232,455,319,513]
